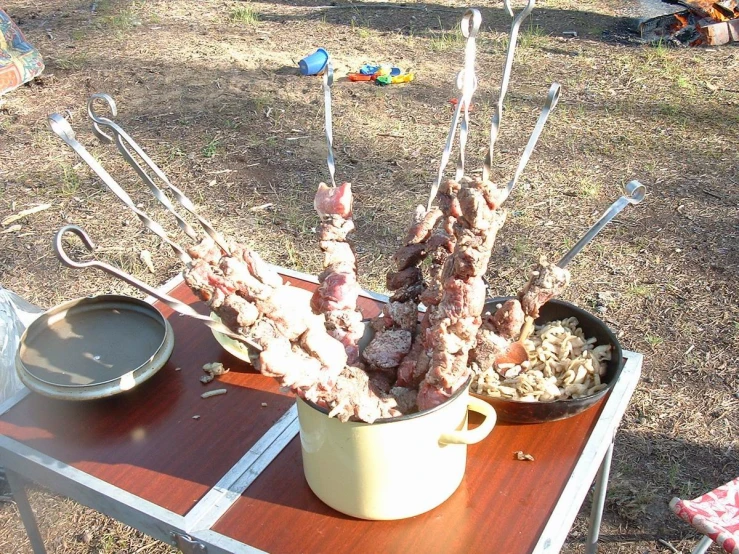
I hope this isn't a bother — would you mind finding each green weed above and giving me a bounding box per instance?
[628,284,652,298]
[61,165,80,195]
[202,137,221,158]
[429,17,463,52]
[230,6,259,25]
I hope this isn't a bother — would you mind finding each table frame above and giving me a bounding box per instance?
[0,270,642,554]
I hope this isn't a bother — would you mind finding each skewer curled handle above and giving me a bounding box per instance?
[483,0,536,183]
[427,8,482,211]
[87,93,200,242]
[87,92,118,144]
[53,225,262,351]
[460,8,481,38]
[439,395,497,445]
[47,114,192,264]
[558,180,646,268]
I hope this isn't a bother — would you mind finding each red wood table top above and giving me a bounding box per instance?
[0,275,351,516]
[0,274,610,553]
[212,382,606,554]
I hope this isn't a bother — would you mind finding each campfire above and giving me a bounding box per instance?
[640,0,739,45]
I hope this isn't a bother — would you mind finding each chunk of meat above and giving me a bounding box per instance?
[386,300,419,331]
[469,327,510,372]
[184,260,219,303]
[312,366,402,423]
[490,299,525,340]
[231,246,283,288]
[218,293,259,330]
[452,235,492,280]
[457,186,495,231]
[435,277,486,322]
[390,283,425,303]
[390,386,418,414]
[395,341,431,388]
[299,321,348,374]
[256,286,314,340]
[393,243,426,271]
[258,344,324,389]
[320,241,356,272]
[519,258,571,318]
[416,381,451,412]
[324,309,365,365]
[480,180,509,209]
[386,267,422,291]
[362,329,412,370]
[317,216,355,241]
[311,271,361,313]
[438,180,462,218]
[219,257,271,301]
[426,231,454,254]
[404,207,443,245]
[187,237,226,265]
[314,182,353,219]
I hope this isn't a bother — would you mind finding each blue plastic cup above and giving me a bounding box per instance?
[299,48,329,76]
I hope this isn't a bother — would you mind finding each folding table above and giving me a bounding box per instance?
[0,269,642,554]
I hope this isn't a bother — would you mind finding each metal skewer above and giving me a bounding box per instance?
[86,93,231,255]
[454,8,482,184]
[557,180,646,268]
[497,180,646,364]
[503,82,560,199]
[54,225,262,352]
[322,62,336,187]
[48,113,192,265]
[427,8,481,211]
[87,94,198,242]
[483,0,536,183]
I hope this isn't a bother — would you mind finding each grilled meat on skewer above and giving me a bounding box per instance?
[395,180,460,388]
[417,177,508,411]
[312,182,365,364]
[519,257,571,318]
[469,258,570,375]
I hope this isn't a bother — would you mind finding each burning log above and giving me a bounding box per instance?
[640,0,739,45]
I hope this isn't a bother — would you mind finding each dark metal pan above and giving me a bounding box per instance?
[471,297,624,423]
[15,294,174,400]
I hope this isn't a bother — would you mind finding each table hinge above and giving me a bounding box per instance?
[171,532,207,553]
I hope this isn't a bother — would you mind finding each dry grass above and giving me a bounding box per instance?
[1,0,738,552]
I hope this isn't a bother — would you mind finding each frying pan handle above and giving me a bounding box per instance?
[557,180,646,268]
[439,395,497,445]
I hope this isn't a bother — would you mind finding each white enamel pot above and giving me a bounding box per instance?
[297,379,497,520]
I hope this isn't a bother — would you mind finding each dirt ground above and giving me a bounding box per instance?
[0,0,737,552]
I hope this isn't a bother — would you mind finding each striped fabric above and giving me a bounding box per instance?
[670,477,739,554]
[0,9,44,96]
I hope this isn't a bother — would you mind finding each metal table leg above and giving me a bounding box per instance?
[5,468,47,554]
[692,535,714,554]
[585,441,614,554]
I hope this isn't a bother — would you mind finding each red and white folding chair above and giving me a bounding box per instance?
[670,477,739,554]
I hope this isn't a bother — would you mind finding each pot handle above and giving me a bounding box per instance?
[439,396,497,445]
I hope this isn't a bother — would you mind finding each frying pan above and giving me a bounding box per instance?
[471,297,624,423]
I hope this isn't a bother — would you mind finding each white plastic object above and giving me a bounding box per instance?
[0,287,43,402]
